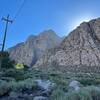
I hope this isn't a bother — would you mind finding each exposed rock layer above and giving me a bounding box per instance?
[35,18,100,71]
[8,30,63,66]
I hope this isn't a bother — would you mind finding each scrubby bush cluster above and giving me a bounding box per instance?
[50,86,100,100]
[0,79,37,100]
[0,51,14,69]
[1,52,100,100]
[0,52,37,99]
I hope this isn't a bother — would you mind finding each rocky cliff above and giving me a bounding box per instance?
[34,18,100,72]
[8,30,63,66]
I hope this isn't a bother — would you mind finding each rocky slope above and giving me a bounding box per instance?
[34,18,100,72]
[8,30,63,66]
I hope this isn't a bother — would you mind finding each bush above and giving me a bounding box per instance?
[50,87,66,100]
[0,80,10,96]
[0,78,37,97]
[2,68,26,80]
[66,89,91,100]
[0,51,14,69]
[85,86,100,100]
[9,91,20,98]
[10,78,37,92]
[65,86,100,100]
[15,63,24,70]
[78,78,100,86]
[50,85,100,100]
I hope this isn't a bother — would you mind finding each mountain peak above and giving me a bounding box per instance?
[26,35,37,41]
[34,17,100,73]
[41,29,56,34]
[39,29,59,38]
[8,30,63,66]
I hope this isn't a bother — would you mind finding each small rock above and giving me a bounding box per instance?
[35,79,55,92]
[34,96,48,100]
[69,80,82,91]
[29,94,33,96]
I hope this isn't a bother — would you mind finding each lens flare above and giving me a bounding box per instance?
[71,14,94,30]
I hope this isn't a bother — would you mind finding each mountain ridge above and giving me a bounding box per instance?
[8,29,63,66]
[34,18,100,72]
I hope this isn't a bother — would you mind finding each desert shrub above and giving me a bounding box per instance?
[0,78,36,98]
[0,80,10,96]
[2,68,26,81]
[50,87,66,100]
[1,66,46,81]
[0,78,36,92]
[0,51,14,69]
[0,77,15,82]
[66,91,80,100]
[15,63,24,70]
[48,72,66,84]
[9,91,33,100]
[9,91,20,99]
[47,71,69,93]
[65,86,100,100]
[10,78,36,92]
[66,89,92,100]
[50,85,100,100]
[85,86,100,100]
[25,68,49,79]
[78,78,100,86]
[51,77,68,92]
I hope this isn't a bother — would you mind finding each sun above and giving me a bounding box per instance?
[65,14,95,34]
[72,15,94,30]
[73,18,90,28]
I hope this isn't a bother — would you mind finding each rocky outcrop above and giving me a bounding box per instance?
[8,30,63,66]
[34,96,48,100]
[35,79,55,93]
[69,80,82,91]
[34,18,100,72]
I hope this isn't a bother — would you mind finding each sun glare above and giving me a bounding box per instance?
[64,14,95,34]
[72,15,94,30]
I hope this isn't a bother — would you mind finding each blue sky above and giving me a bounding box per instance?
[0,0,100,49]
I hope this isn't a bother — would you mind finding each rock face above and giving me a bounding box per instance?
[8,30,63,66]
[34,96,48,100]
[69,80,82,91]
[35,79,55,92]
[34,18,100,72]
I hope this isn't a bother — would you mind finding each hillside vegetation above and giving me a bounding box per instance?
[0,52,100,100]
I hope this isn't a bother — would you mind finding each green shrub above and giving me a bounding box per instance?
[66,89,92,100]
[0,51,14,69]
[65,86,100,100]
[78,78,100,86]
[50,85,100,100]
[66,91,80,100]
[10,78,36,92]
[0,80,10,96]
[85,86,100,100]
[9,91,20,98]
[50,87,66,100]
[0,78,36,95]
[15,63,24,69]
[3,68,28,81]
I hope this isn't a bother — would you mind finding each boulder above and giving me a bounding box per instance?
[34,96,48,100]
[69,80,82,91]
[35,79,55,92]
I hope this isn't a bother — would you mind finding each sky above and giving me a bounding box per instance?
[0,0,100,49]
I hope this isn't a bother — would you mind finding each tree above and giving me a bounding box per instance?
[0,51,14,69]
